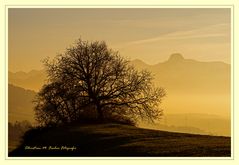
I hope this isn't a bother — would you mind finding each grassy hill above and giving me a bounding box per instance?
[9,123,230,157]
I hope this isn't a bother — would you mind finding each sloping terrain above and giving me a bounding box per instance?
[9,123,231,157]
[8,84,36,123]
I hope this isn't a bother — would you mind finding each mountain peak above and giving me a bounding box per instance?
[130,59,148,66]
[168,53,184,62]
[131,59,146,64]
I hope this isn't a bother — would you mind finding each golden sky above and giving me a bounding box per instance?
[8,8,231,72]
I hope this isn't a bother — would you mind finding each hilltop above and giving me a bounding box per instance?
[9,123,231,157]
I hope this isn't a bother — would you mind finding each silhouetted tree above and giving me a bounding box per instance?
[34,39,166,126]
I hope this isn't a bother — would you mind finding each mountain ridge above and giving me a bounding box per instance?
[131,54,230,66]
[9,69,46,92]
[9,54,230,80]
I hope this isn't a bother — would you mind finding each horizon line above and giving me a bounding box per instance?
[9,54,231,73]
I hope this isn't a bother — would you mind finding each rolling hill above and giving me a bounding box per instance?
[8,84,36,123]
[9,123,231,157]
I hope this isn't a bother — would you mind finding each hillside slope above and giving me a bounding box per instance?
[9,123,231,157]
[8,84,36,123]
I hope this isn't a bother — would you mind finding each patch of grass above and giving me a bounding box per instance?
[9,123,231,157]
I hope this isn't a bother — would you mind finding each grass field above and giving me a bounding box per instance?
[9,123,231,157]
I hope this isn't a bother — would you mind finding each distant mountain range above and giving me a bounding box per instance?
[9,69,46,92]
[9,53,230,94]
[130,53,230,95]
[130,54,231,117]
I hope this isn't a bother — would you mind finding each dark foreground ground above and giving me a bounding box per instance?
[9,123,231,157]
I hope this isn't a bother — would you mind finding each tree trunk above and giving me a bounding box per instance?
[96,104,103,121]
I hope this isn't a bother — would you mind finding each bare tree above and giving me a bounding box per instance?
[34,39,166,126]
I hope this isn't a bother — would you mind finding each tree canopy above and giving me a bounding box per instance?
[34,39,166,126]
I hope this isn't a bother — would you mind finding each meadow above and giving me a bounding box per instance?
[9,123,231,157]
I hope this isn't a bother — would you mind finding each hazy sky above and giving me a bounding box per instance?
[9,8,231,72]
